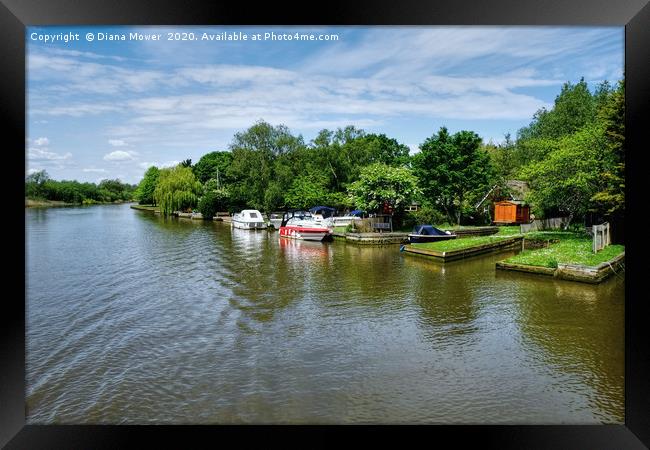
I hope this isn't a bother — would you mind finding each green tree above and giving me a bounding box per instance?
[413,127,494,225]
[231,120,304,156]
[135,166,160,205]
[512,136,560,169]
[98,179,134,202]
[192,151,232,184]
[306,126,411,196]
[360,133,411,167]
[347,163,419,214]
[518,78,595,142]
[591,79,624,217]
[25,170,50,198]
[484,134,517,180]
[285,175,329,210]
[263,181,285,213]
[154,165,203,217]
[227,121,305,211]
[197,178,230,219]
[520,124,606,225]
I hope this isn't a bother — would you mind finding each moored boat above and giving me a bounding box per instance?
[331,209,365,227]
[268,212,284,229]
[408,225,456,244]
[232,209,268,229]
[309,206,336,228]
[279,210,332,241]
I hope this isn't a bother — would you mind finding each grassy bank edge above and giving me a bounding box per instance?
[26,197,134,208]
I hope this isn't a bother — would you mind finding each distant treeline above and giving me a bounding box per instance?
[25,171,136,204]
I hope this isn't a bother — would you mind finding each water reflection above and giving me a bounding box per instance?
[26,205,625,424]
[403,255,480,328]
[507,273,624,422]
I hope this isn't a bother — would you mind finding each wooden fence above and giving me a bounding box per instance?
[520,217,570,233]
[592,222,611,253]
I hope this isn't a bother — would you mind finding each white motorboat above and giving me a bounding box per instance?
[232,209,268,229]
[279,210,332,241]
[309,206,336,228]
[331,209,365,227]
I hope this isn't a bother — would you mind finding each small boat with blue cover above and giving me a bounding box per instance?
[408,225,456,244]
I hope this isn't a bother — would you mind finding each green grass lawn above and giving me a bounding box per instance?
[496,225,522,235]
[333,226,348,233]
[505,233,624,268]
[411,235,514,252]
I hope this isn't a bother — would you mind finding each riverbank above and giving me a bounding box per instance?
[26,198,74,208]
[404,235,523,261]
[26,198,134,208]
[332,231,409,245]
[332,225,501,245]
[130,204,159,212]
[401,229,625,283]
[504,231,624,267]
[496,231,625,283]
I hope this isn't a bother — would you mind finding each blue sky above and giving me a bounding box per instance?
[26,26,623,184]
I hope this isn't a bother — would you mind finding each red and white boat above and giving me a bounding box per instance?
[278,210,332,241]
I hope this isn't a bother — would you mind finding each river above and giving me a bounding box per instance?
[25,203,624,424]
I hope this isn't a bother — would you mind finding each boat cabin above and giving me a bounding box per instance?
[309,206,336,219]
[280,210,312,227]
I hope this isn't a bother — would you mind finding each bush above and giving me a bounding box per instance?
[197,191,219,219]
[349,219,373,233]
[404,206,447,228]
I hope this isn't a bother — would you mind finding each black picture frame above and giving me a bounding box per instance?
[2,0,648,447]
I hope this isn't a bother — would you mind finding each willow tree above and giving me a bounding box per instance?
[153,165,203,217]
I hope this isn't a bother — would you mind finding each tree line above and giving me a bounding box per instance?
[25,171,136,204]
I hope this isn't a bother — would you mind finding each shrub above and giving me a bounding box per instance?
[405,206,447,228]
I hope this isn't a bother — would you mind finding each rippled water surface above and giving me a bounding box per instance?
[26,204,624,424]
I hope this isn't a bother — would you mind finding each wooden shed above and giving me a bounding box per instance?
[493,201,530,224]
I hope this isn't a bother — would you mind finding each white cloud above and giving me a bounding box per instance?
[408,144,420,155]
[103,150,135,161]
[82,168,107,173]
[138,160,180,170]
[33,137,49,146]
[32,104,122,117]
[27,147,72,161]
[46,48,128,62]
[26,27,622,183]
